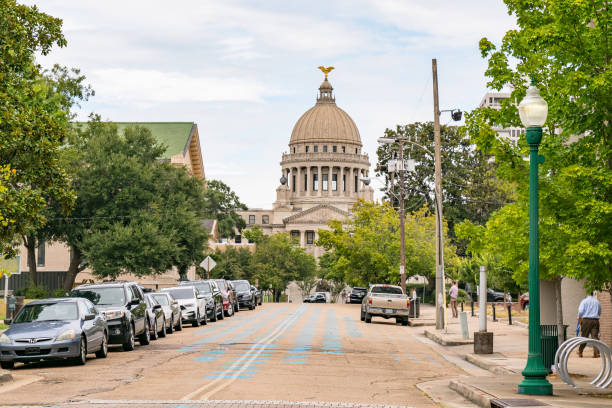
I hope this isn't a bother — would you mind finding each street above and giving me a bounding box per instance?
[0,303,467,407]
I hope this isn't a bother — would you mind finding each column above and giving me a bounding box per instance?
[328,166,333,197]
[339,167,344,196]
[300,230,305,248]
[317,165,322,197]
[306,166,311,196]
[297,167,302,196]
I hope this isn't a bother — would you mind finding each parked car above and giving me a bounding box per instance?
[361,284,410,325]
[162,286,207,327]
[213,279,238,316]
[231,280,257,310]
[179,280,224,321]
[487,288,512,303]
[71,281,150,350]
[0,298,108,369]
[349,287,367,304]
[520,292,529,310]
[150,292,182,333]
[144,294,166,340]
[251,285,262,306]
[303,293,326,303]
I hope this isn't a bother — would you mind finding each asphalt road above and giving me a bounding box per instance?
[0,303,466,407]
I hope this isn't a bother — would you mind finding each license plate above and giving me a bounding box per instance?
[384,309,394,314]
[113,329,121,335]
[24,347,40,355]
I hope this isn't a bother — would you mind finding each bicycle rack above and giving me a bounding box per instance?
[553,336,612,389]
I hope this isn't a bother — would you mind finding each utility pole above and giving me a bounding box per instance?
[398,140,406,294]
[432,58,446,330]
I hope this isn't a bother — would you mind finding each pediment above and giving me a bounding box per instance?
[283,204,350,225]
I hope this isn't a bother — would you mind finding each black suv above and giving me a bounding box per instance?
[349,287,367,304]
[71,282,150,351]
[231,280,257,310]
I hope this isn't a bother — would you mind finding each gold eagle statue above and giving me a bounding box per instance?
[318,66,335,79]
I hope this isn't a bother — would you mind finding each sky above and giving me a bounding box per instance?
[27,0,517,208]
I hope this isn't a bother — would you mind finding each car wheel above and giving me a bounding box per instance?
[123,323,135,351]
[234,302,239,313]
[360,310,365,321]
[248,301,254,310]
[0,361,14,370]
[167,317,174,334]
[202,309,208,325]
[218,304,225,320]
[402,317,409,326]
[211,305,218,322]
[365,310,372,323]
[193,311,201,327]
[176,316,183,331]
[96,333,108,358]
[225,304,233,317]
[523,302,529,311]
[150,319,159,340]
[159,319,166,338]
[74,337,87,365]
[139,320,151,345]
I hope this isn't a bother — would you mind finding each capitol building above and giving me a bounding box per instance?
[239,70,374,257]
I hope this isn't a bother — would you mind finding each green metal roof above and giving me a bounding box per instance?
[74,122,195,159]
[114,122,195,159]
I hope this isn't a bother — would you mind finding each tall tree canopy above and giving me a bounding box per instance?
[317,200,457,288]
[0,1,92,258]
[54,120,209,289]
[463,0,612,296]
[203,180,248,239]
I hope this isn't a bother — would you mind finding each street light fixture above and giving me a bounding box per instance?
[517,80,553,396]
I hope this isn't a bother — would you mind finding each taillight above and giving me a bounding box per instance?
[368,298,372,304]
[407,300,411,308]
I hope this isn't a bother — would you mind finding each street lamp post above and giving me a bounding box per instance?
[517,80,553,396]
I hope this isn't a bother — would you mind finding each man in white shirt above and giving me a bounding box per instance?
[577,292,601,358]
[449,281,459,318]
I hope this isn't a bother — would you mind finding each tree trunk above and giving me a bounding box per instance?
[63,245,82,292]
[23,235,37,286]
[554,276,564,346]
[178,265,188,281]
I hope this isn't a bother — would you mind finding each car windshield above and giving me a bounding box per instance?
[71,287,126,306]
[371,286,403,295]
[352,288,365,294]
[151,294,169,305]
[234,282,250,291]
[215,281,227,291]
[165,288,195,299]
[14,303,78,323]
[193,282,211,293]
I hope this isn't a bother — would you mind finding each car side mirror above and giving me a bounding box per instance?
[130,298,140,306]
[153,304,162,311]
[4,318,12,325]
[84,314,96,321]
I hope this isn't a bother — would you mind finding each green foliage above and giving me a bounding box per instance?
[251,233,316,297]
[54,120,209,288]
[317,200,458,287]
[14,282,48,299]
[0,1,92,257]
[52,289,66,298]
[203,180,247,238]
[464,0,612,294]
[208,247,254,281]
[376,123,515,246]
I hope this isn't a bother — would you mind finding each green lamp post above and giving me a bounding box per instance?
[517,80,553,395]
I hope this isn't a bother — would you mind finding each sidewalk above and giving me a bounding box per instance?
[415,304,612,408]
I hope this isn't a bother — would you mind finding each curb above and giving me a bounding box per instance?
[0,369,13,383]
[448,379,493,408]
[464,353,515,375]
[424,329,474,346]
[408,319,435,327]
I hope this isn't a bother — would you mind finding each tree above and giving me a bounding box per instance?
[467,0,612,340]
[0,2,93,265]
[248,232,316,302]
[55,120,208,289]
[203,180,248,239]
[317,200,458,292]
[376,123,515,247]
[208,247,254,281]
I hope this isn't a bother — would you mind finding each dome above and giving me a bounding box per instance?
[289,79,362,147]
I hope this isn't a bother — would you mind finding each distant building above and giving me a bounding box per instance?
[479,92,525,143]
[238,72,374,258]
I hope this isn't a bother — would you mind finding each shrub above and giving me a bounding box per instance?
[14,282,49,299]
[52,289,67,298]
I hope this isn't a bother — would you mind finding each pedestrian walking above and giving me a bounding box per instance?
[449,281,459,318]
[577,291,601,358]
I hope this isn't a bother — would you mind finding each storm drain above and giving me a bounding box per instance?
[491,399,549,407]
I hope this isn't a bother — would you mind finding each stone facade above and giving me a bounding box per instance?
[239,75,373,257]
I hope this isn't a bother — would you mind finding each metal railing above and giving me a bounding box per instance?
[554,337,612,389]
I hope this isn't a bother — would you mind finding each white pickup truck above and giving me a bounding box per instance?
[360,284,410,326]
